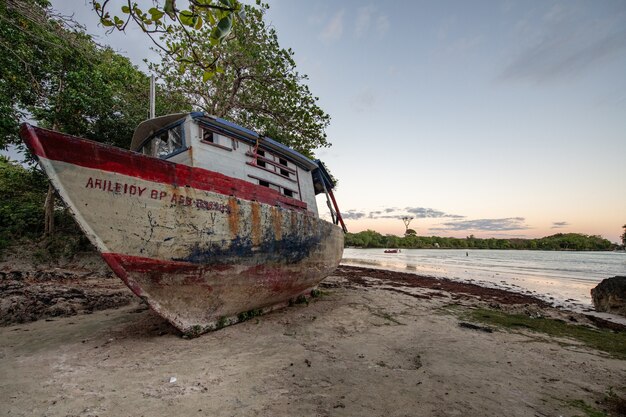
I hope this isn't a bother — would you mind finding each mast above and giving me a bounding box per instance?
[149,75,156,119]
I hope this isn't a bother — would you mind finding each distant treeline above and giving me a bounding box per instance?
[345,230,616,251]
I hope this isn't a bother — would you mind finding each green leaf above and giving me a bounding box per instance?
[211,14,232,41]
[219,0,234,8]
[179,10,194,26]
[121,5,130,14]
[100,18,114,27]
[148,7,165,21]
[195,15,203,30]
[207,12,216,26]
[164,0,176,19]
[202,70,215,82]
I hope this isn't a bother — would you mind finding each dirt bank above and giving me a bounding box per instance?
[1,265,625,416]
[0,246,135,326]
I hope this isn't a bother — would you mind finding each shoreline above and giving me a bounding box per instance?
[1,253,625,330]
[333,265,626,332]
[342,247,626,324]
[340,261,626,327]
[1,263,625,416]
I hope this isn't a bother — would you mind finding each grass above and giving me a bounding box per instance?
[465,308,626,359]
[567,399,608,417]
[237,308,262,322]
[294,294,308,305]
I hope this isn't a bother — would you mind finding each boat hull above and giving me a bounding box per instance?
[20,125,344,335]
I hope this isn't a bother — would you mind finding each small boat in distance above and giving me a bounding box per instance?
[384,249,400,253]
[20,112,346,336]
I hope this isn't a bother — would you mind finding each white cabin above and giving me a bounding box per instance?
[130,113,334,217]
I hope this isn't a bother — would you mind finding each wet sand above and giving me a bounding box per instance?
[1,264,625,416]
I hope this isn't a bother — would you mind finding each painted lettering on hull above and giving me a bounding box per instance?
[84,176,230,214]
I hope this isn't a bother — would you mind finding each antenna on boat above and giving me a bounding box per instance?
[149,75,156,119]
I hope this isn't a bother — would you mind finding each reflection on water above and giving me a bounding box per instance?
[342,249,626,311]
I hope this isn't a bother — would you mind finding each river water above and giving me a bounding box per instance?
[342,248,626,313]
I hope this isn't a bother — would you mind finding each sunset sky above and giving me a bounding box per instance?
[46,1,626,242]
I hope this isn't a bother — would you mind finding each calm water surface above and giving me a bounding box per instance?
[342,249,626,311]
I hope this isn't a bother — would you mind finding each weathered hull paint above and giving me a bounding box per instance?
[20,125,344,335]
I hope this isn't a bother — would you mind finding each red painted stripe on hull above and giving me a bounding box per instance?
[105,253,201,273]
[20,124,308,212]
[101,252,311,296]
[100,253,144,298]
[104,253,232,273]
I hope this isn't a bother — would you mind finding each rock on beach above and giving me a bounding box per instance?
[591,276,626,317]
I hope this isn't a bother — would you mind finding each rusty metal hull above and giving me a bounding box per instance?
[20,125,344,335]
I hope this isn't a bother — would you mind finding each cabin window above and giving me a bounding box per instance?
[201,126,232,150]
[259,180,270,188]
[278,158,288,166]
[283,189,293,197]
[257,160,266,168]
[258,150,265,157]
[280,168,290,177]
[140,124,184,159]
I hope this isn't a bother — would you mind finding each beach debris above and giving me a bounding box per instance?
[168,377,177,383]
[304,359,311,367]
[459,322,493,333]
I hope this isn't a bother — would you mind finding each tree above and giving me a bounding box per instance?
[0,156,47,249]
[92,0,245,79]
[1,0,191,236]
[150,3,330,156]
[621,224,626,248]
[29,36,190,149]
[0,0,74,148]
[405,229,417,237]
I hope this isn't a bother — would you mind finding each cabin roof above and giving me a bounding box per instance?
[130,113,187,151]
[192,113,318,171]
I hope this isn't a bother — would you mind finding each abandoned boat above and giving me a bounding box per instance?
[20,112,346,336]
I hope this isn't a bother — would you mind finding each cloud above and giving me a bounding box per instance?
[499,9,626,83]
[404,207,465,219]
[430,217,530,232]
[341,206,466,220]
[351,88,377,112]
[376,15,389,37]
[354,6,389,39]
[551,221,570,229]
[342,210,366,220]
[354,6,374,38]
[320,10,345,42]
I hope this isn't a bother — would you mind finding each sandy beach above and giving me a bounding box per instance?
[1,258,625,417]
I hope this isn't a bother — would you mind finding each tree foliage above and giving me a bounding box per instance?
[1,0,191,243]
[151,3,331,157]
[345,230,616,251]
[92,0,244,78]
[0,156,47,249]
[0,0,70,147]
[1,0,190,151]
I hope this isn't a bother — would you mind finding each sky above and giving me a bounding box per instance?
[40,1,626,242]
